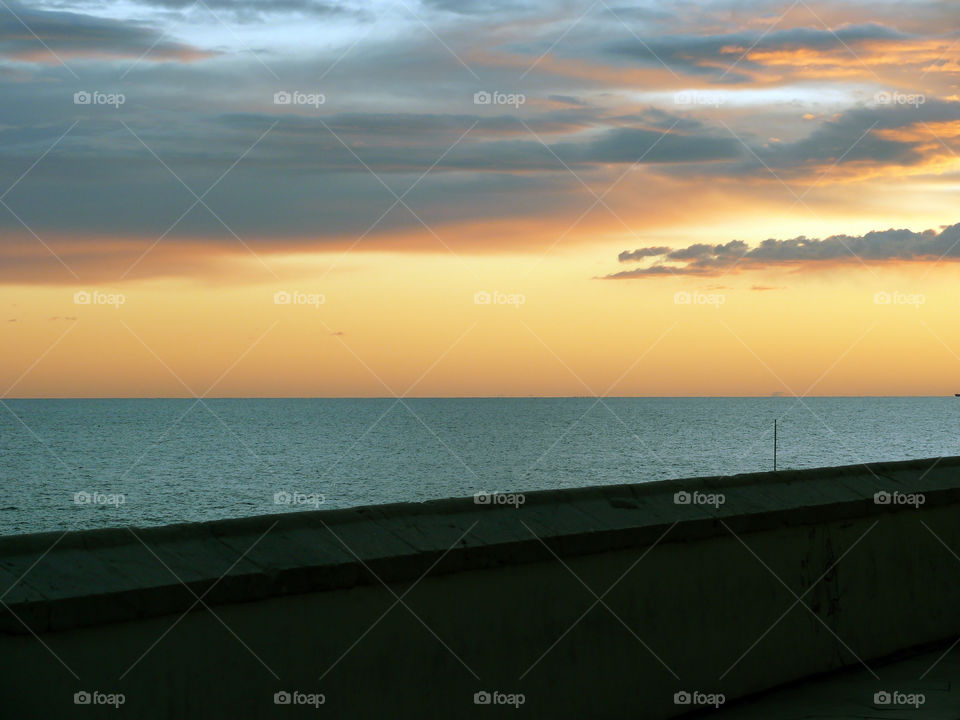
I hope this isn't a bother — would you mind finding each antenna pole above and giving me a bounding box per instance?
[774,419,778,471]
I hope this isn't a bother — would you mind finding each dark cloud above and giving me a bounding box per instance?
[0,104,753,246]
[619,246,670,261]
[652,100,960,181]
[36,0,359,22]
[216,112,743,171]
[547,95,590,107]
[606,265,702,278]
[0,2,209,61]
[605,22,907,81]
[605,224,960,278]
[135,0,348,9]
[421,0,537,15]
[753,104,949,173]
[603,5,675,23]
[614,108,708,133]
[569,126,742,164]
[221,110,592,143]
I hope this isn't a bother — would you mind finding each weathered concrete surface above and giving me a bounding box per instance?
[2,457,960,718]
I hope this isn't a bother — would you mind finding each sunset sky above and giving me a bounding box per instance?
[2,0,960,397]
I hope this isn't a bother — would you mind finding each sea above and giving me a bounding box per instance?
[1,397,956,537]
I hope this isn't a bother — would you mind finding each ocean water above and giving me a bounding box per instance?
[1,397,957,537]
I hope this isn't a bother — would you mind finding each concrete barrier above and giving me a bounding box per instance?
[3,457,960,718]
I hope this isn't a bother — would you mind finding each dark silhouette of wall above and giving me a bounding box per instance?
[2,457,960,718]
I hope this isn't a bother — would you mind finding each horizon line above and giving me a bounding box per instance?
[2,395,955,400]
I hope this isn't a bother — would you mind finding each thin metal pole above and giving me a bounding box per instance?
[774,419,778,471]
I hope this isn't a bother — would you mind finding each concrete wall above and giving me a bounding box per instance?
[3,457,960,718]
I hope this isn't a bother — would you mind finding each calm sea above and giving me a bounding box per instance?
[1,397,956,537]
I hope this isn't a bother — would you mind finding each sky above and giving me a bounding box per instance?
[1,0,960,397]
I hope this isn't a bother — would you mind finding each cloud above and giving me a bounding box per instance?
[32,0,360,23]
[604,223,960,278]
[619,246,671,261]
[133,0,350,11]
[0,3,210,62]
[421,0,536,15]
[604,22,909,82]
[1,0,960,285]
[0,104,753,250]
[568,126,743,164]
